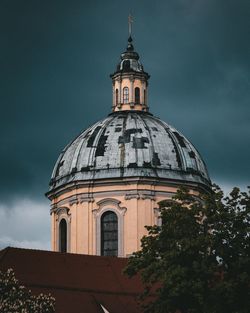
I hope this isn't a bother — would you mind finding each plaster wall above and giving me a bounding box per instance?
[50,179,201,257]
[113,77,147,111]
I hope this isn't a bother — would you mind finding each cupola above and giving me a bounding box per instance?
[110,35,150,112]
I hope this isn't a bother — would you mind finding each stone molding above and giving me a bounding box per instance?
[79,196,94,203]
[153,207,160,217]
[47,177,204,200]
[55,207,70,219]
[93,198,127,217]
[153,207,162,226]
[125,191,156,200]
[129,75,135,82]
[51,194,94,210]
[69,197,79,206]
[51,205,70,215]
[125,193,140,200]
[50,189,176,211]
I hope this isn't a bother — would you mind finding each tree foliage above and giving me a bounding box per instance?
[0,268,55,313]
[124,185,250,313]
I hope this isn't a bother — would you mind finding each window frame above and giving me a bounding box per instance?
[123,87,129,104]
[93,198,127,257]
[101,211,118,256]
[59,218,67,253]
[115,88,119,105]
[135,87,140,104]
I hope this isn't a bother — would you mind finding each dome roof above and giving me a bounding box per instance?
[112,36,149,78]
[49,111,210,191]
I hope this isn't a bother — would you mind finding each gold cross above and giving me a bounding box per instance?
[128,13,133,36]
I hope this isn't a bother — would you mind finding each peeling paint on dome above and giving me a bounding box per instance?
[49,111,210,190]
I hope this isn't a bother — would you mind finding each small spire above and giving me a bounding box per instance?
[127,35,134,51]
[127,14,134,51]
[128,13,133,37]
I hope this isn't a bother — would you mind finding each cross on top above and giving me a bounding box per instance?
[128,13,133,37]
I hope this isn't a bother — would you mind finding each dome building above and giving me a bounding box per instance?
[46,35,211,257]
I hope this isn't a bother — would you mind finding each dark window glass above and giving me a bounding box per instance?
[144,89,146,105]
[101,211,118,256]
[59,219,67,253]
[135,87,140,104]
[115,89,119,104]
[123,60,130,70]
[123,87,129,103]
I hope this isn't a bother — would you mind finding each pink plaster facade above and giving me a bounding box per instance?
[48,178,203,257]
[112,76,148,112]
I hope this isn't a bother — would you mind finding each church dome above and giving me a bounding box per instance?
[47,27,211,257]
[49,110,210,191]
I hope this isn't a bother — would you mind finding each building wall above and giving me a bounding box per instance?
[50,179,201,257]
[112,75,148,111]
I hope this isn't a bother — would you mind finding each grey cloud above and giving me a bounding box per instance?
[0,198,50,250]
[0,0,249,205]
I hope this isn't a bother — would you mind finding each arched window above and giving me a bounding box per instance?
[123,60,130,70]
[123,87,129,104]
[59,219,67,253]
[135,87,140,104]
[101,211,118,256]
[115,89,119,105]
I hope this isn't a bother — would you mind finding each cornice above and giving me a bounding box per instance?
[46,176,209,200]
[111,71,149,81]
[50,188,177,207]
[125,190,156,200]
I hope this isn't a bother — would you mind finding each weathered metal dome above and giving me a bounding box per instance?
[49,111,210,191]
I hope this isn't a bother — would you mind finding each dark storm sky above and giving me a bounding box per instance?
[0,0,249,249]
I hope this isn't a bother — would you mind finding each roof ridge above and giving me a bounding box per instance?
[22,281,156,298]
[0,246,11,262]
[0,246,128,261]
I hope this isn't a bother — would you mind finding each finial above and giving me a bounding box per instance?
[128,13,133,37]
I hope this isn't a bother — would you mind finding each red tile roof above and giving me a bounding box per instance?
[0,247,152,313]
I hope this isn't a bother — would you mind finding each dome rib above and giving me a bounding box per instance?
[88,115,114,172]
[119,112,128,176]
[155,118,187,170]
[138,113,159,177]
[158,118,208,177]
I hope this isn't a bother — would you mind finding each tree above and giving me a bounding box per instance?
[0,268,55,313]
[124,185,250,313]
